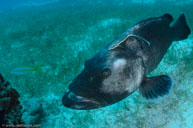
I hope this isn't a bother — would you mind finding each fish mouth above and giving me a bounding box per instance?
[62,91,102,110]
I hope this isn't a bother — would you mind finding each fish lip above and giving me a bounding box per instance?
[62,91,101,110]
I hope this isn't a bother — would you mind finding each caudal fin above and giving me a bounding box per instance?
[34,62,43,74]
[172,13,191,41]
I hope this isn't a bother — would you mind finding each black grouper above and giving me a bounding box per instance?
[62,13,191,110]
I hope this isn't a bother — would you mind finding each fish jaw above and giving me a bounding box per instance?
[62,91,102,110]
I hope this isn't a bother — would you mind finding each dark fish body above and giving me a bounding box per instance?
[62,13,191,110]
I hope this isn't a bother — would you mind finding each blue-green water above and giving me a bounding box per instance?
[0,0,193,127]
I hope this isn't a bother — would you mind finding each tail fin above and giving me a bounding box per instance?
[172,13,191,41]
[34,62,43,74]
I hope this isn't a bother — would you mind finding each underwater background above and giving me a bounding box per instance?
[0,0,193,127]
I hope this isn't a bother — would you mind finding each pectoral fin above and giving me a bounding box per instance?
[139,75,172,99]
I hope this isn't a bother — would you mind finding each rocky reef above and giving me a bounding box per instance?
[0,74,23,127]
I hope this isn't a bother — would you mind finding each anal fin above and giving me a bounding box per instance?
[139,75,172,99]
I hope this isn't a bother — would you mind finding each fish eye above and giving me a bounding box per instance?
[89,76,94,81]
[102,68,111,78]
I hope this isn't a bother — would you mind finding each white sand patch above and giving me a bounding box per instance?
[11,42,24,49]
[14,0,59,9]
[98,18,122,27]
[175,39,193,55]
